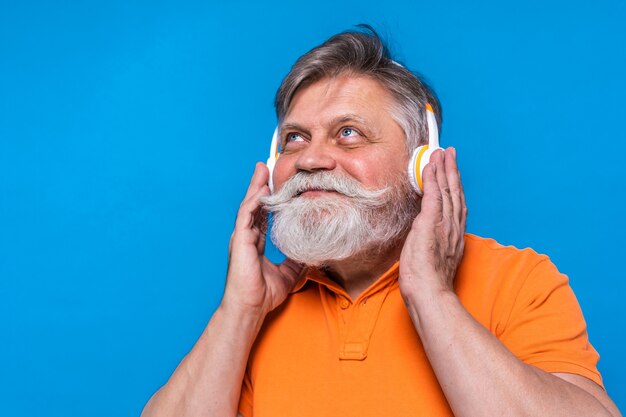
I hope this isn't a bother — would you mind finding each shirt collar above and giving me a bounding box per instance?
[290,260,400,298]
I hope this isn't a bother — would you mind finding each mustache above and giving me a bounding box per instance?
[260,171,390,209]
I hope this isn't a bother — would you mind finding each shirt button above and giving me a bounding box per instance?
[339,299,350,309]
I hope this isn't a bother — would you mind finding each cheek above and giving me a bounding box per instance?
[343,158,374,181]
[343,154,407,187]
[271,156,295,189]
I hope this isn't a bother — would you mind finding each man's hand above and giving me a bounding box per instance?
[222,162,304,317]
[399,148,467,300]
[396,148,620,417]
[141,163,304,417]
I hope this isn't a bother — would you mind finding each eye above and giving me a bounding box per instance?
[340,127,356,137]
[338,127,365,144]
[286,132,305,143]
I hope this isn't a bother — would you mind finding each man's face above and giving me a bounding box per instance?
[272,75,409,194]
[263,75,418,266]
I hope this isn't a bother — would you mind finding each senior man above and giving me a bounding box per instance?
[142,27,620,417]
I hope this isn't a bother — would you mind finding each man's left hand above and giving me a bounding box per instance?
[399,147,468,301]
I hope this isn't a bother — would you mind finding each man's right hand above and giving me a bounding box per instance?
[140,162,300,417]
[221,162,304,318]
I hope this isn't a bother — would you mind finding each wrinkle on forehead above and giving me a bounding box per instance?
[283,75,394,136]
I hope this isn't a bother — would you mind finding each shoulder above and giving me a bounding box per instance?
[459,233,561,288]
[456,233,564,330]
[462,233,550,269]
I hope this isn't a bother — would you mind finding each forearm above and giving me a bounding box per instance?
[405,289,615,417]
[141,304,265,417]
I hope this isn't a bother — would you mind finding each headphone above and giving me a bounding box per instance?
[266,103,441,196]
[407,103,441,195]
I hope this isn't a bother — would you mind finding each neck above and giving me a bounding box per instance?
[321,239,404,300]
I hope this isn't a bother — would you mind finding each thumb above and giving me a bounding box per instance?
[279,258,306,286]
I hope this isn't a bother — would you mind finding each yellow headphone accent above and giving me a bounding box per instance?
[407,102,441,195]
[413,144,429,192]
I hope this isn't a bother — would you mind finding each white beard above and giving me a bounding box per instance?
[260,171,419,267]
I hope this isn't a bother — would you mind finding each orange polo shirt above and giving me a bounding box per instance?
[238,234,602,417]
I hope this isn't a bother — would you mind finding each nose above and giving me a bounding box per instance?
[294,139,337,173]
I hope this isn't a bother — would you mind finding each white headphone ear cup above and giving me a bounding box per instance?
[407,145,428,195]
[266,163,276,193]
[267,127,280,193]
[266,154,276,193]
[267,165,274,193]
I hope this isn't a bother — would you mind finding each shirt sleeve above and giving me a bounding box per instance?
[498,257,603,387]
[238,366,253,417]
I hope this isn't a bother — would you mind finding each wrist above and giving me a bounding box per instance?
[404,284,456,308]
[218,297,268,332]
[401,284,459,333]
[400,272,455,304]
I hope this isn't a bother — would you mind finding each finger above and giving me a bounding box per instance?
[253,206,269,254]
[418,154,442,223]
[242,162,270,203]
[261,257,305,297]
[458,186,468,237]
[448,148,468,234]
[235,162,270,233]
[444,147,463,224]
[279,258,305,283]
[235,183,270,233]
[434,149,453,223]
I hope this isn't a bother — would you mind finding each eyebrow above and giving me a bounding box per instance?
[280,113,372,135]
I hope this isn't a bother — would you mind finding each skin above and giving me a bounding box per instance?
[272,75,410,298]
[401,149,621,416]
[140,75,621,417]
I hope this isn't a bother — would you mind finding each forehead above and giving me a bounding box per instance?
[283,75,396,128]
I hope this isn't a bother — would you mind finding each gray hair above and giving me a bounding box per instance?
[274,24,442,152]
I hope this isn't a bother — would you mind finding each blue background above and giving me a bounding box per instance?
[1,1,624,415]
